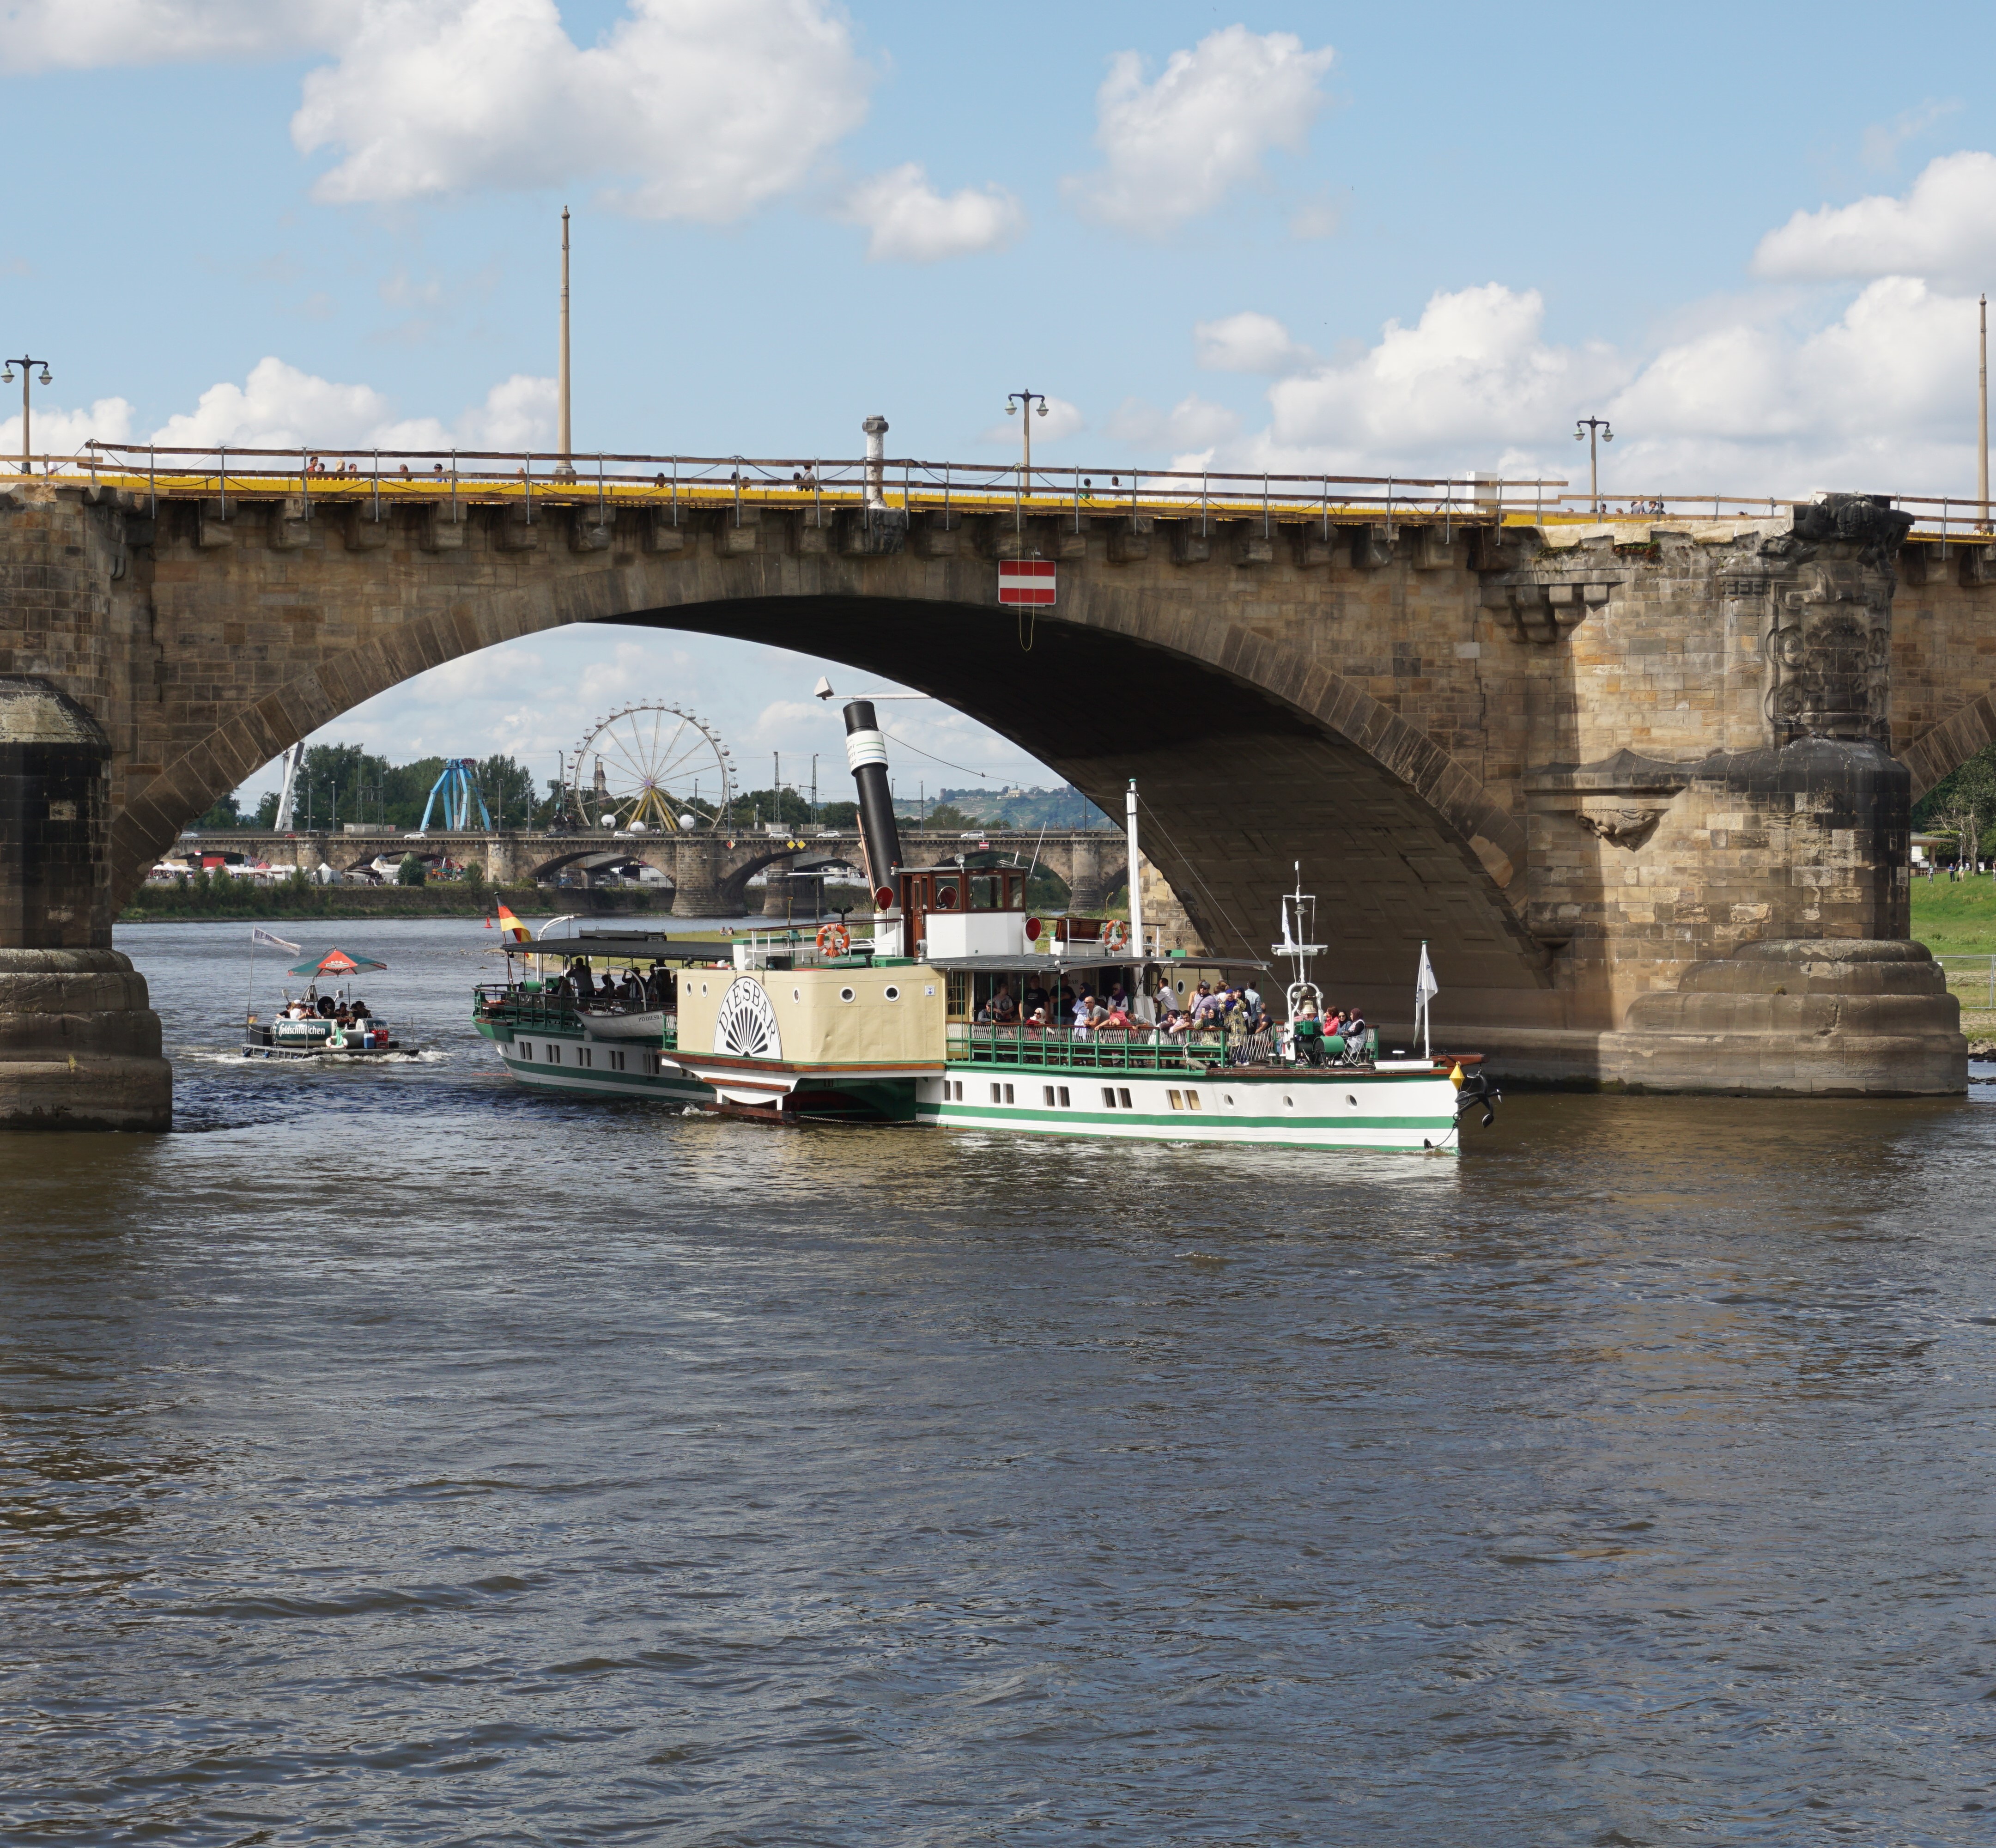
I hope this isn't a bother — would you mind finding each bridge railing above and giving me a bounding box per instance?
[20,441,1572,529]
[11,442,1988,540]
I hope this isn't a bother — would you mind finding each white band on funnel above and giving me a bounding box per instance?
[844,729,888,772]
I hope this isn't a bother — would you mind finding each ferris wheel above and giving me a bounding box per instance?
[566,703,735,832]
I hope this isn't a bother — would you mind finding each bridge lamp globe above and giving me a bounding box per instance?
[679,813,697,829]
[37,367,50,386]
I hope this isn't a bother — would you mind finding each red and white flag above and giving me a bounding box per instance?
[998,559,1056,607]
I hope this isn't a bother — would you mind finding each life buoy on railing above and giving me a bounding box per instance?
[328,1027,347,1050]
[1101,919,1130,953]
[816,921,851,957]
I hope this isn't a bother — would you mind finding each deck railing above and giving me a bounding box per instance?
[950,1021,1233,1072]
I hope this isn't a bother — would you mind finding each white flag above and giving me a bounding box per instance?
[1415,942,1439,1007]
[251,926,301,953]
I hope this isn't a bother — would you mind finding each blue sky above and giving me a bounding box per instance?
[7,1,1996,803]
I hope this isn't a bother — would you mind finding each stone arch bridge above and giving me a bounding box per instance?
[188,826,1122,918]
[4,472,1990,1125]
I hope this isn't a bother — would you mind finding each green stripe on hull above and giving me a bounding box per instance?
[918,1102,1457,1152]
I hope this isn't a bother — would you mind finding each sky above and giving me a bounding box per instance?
[7,0,1996,806]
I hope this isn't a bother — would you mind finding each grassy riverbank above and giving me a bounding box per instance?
[120,882,669,924]
[1909,877,1996,955]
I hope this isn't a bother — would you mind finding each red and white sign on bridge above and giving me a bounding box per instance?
[997,559,1056,607]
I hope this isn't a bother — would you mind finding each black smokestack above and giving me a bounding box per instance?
[842,699,903,904]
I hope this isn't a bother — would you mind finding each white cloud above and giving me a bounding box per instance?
[1103,394,1241,460]
[977,396,1085,445]
[1194,310,1316,375]
[838,163,1025,262]
[0,0,339,72]
[0,395,136,462]
[1180,271,1987,503]
[1752,150,1996,291]
[291,0,871,221]
[1252,284,1624,473]
[1065,26,1335,235]
[140,357,556,451]
[1860,98,1960,172]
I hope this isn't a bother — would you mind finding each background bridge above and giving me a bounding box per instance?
[175,827,1141,922]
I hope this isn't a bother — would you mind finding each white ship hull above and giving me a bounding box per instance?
[921,1064,1464,1154]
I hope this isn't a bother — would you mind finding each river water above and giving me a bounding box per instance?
[4,918,1994,1845]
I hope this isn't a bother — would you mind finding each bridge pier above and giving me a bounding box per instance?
[670,839,726,919]
[0,680,171,1129]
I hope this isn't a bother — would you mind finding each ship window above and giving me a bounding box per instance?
[1003,1083,1014,1104]
[1284,1095,1293,1107]
[1186,1091,1202,1111]
[578,1048,592,1068]
[1224,1094,1234,1106]
[651,1054,664,1075]
[1346,1094,1357,1106]
[548,1045,560,1064]
[990,1082,1002,1104]
[1118,1088,1132,1109]
[1168,1089,1183,1109]
[1058,1086,1071,1107]
[1043,1086,1056,1107]
[700,983,708,995]
[1102,1088,1117,1109]
[883,985,900,1001]
[839,987,855,1003]
[792,987,801,1002]
[519,1042,531,1059]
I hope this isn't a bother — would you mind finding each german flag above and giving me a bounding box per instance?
[494,903,530,942]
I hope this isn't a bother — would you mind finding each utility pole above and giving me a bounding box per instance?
[1575,417,1613,514]
[1980,294,1989,532]
[555,207,576,481]
[3,354,52,476]
[1006,389,1048,532]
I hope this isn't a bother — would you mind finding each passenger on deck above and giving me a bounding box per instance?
[1292,1001,1325,1065]
[1025,1006,1050,1033]
[1099,998,1133,1033]
[349,998,371,1021]
[1340,1009,1368,1061]
[1071,990,1096,1035]
[1023,979,1050,1019]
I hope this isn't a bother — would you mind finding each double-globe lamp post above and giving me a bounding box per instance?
[5,353,52,477]
[1006,389,1048,527]
[1576,416,1613,514]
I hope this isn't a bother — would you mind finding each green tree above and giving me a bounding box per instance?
[913,803,981,831]
[1915,743,1996,866]
[193,791,241,829]
[396,854,427,887]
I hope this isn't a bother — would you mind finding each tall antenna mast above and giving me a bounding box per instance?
[556,207,576,481]
[1980,292,1988,532]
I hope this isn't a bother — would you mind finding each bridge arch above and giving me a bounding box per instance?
[113,563,1549,1006]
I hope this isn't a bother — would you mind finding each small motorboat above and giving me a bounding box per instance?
[241,937,420,1059]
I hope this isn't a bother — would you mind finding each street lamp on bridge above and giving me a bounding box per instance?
[1005,389,1049,530]
[4,354,52,476]
[1575,416,1613,514]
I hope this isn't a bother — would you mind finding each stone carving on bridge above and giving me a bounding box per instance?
[1754,496,1910,746]
[1573,806,1669,850]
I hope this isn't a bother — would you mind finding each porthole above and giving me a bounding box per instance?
[792,987,801,1002]
[883,985,900,1001]
[1346,1094,1358,1107]
[1224,1094,1233,1105]
[839,986,855,1003]
[700,983,709,996]
[1283,1095,1293,1107]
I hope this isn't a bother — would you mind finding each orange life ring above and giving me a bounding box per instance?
[816,921,851,957]
[1102,919,1130,953]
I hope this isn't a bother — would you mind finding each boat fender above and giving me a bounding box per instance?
[816,921,851,957]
